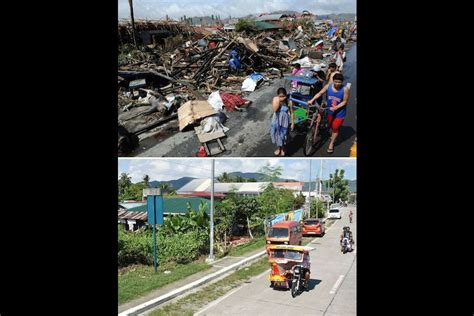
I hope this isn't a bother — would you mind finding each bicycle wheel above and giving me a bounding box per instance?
[311,124,325,151]
[303,124,317,156]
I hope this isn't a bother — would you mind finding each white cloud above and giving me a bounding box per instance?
[118,158,356,183]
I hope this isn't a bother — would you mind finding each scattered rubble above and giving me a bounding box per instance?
[117,17,357,156]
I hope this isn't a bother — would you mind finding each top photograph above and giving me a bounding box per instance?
[118,0,357,157]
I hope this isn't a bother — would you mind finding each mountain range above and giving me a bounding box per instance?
[148,173,356,192]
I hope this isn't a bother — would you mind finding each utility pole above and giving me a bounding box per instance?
[318,160,323,220]
[128,0,138,49]
[308,160,312,219]
[208,159,215,262]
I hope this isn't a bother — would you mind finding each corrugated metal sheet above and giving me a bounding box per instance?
[239,182,270,192]
[123,197,211,215]
[255,14,286,21]
[118,210,148,221]
[177,179,210,193]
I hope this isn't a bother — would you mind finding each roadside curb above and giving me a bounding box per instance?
[118,250,267,316]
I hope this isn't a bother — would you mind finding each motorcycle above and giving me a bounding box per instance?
[341,237,352,254]
[290,264,310,297]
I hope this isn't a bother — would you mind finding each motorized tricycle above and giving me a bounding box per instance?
[267,245,311,297]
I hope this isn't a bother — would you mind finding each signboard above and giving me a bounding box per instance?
[147,195,164,225]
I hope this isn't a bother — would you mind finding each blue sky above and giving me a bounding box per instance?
[118,158,356,183]
[118,0,356,20]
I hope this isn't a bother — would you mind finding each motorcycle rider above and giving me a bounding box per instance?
[340,226,354,251]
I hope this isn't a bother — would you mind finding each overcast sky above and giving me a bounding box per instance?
[118,0,356,20]
[118,158,356,183]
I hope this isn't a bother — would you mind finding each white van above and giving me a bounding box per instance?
[328,208,342,219]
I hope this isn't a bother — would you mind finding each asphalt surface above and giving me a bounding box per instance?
[194,206,357,315]
[133,44,356,157]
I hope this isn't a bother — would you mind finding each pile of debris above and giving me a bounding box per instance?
[118,19,356,156]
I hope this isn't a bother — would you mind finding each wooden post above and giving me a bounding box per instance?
[128,0,138,48]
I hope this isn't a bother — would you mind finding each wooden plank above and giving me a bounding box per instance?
[194,126,226,143]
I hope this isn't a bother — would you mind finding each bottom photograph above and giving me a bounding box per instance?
[118,158,356,316]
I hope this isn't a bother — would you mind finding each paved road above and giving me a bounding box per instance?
[195,206,357,315]
[132,44,356,157]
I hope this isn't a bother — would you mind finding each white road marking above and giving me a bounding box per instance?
[329,275,345,294]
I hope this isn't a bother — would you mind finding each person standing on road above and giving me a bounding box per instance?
[307,73,350,154]
[271,87,294,156]
[310,65,326,106]
[334,44,346,72]
[326,63,341,84]
[349,210,353,223]
[290,63,303,93]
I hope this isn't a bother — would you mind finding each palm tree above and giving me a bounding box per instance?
[118,173,132,196]
[143,175,150,188]
[160,183,176,195]
[217,172,233,183]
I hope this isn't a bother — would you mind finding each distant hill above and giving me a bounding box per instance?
[149,177,196,190]
[148,175,356,192]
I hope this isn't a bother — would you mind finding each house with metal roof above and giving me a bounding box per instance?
[177,179,304,197]
[255,14,288,22]
[118,196,210,231]
[177,179,271,196]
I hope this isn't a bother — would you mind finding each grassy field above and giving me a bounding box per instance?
[118,262,211,305]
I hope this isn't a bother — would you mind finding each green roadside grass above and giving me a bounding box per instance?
[118,262,211,305]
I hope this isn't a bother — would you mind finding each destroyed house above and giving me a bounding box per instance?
[118,20,194,46]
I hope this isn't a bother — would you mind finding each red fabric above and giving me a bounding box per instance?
[327,114,344,133]
[208,42,217,49]
[219,92,247,112]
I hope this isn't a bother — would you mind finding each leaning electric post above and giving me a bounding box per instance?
[128,0,138,49]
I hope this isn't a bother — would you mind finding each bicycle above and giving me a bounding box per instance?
[289,97,330,156]
[284,76,330,156]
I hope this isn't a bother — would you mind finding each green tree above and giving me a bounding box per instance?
[143,174,150,188]
[214,193,238,251]
[310,199,327,218]
[159,183,176,195]
[119,173,132,200]
[294,193,306,209]
[328,169,350,203]
[235,19,257,33]
[217,172,233,183]
[235,175,246,182]
[259,163,283,181]
[235,196,260,239]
